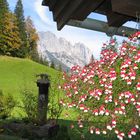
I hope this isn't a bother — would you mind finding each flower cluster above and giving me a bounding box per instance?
[60,32,140,139]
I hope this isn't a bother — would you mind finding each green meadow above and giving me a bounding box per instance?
[0,56,57,98]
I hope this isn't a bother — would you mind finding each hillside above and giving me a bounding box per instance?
[0,56,59,97]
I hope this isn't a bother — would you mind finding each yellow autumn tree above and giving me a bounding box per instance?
[0,12,22,56]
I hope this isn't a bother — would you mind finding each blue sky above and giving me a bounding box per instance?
[8,0,137,59]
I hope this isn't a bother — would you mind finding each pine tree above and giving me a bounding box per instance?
[14,0,27,57]
[25,16,39,60]
[50,61,55,69]
[58,64,62,72]
[0,0,9,55]
[0,0,9,26]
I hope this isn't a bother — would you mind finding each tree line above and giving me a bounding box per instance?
[0,0,39,60]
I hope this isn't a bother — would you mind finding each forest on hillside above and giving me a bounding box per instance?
[0,0,39,60]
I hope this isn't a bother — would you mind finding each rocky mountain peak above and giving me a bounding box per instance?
[37,31,93,70]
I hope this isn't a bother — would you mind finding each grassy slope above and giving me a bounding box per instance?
[0,56,58,98]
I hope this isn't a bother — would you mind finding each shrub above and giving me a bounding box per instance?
[20,89,38,122]
[48,73,63,121]
[0,91,17,119]
[60,32,140,140]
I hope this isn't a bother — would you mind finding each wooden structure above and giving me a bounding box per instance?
[42,0,140,36]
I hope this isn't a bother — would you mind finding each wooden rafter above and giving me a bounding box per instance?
[111,0,140,18]
[42,0,139,34]
[72,0,104,20]
[56,0,85,30]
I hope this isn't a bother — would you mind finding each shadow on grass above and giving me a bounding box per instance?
[0,135,20,140]
[57,119,140,140]
[0,119,140,140]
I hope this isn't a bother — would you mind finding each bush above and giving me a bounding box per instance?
[60,32,140,140]
[0,91,17,119]
[20,89,38,122]
[48,73,63,121]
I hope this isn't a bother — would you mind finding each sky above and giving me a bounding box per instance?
[7,0,137,59]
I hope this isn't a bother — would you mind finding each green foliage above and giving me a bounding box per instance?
[50,61,55,69]
[0,0,9,29]
[0,0,9,55]
[20,88,38,122]
[14,0,27,58]
[0,12,22,56]
[48,73,63,121]
[0,0,39,58]
[0,91,17,119]
[25,16,39,60]
[37,56,49,66]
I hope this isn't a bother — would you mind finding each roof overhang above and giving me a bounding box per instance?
[42,0,140,36]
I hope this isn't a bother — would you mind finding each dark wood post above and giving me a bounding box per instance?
[37,74,50,125]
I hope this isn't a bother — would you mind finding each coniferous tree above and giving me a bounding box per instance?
[50,61,55,69]
[0,0,9,55]
[0,0,9,26]
[25,16,39,60]
[14,0,27,57]
[58,64,62,72]
[0,0,22,56]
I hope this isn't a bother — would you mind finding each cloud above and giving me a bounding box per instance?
[34,0,52,25]
[33,0,110,59]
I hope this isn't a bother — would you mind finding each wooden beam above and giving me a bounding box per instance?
[107,11,131,27]
[72,0,105,20]
[56,0,85,30]
[67,18,136,37]
[111,0,140,18]
[97,0,132,27]
[52,0,70,21]
[48,0,57,11]
[42,0,57,11]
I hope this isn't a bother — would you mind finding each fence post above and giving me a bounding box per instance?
[37,74,50,125]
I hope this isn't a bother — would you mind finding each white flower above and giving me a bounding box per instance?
[99,110,104,115]
[128,134,132,138]
[90,129,94,134]
[131,131,136,135]
[135,125,139,129]
[102,130,107,134]
[95,131,100,135]
[95,112,98,116]
[107,125,112,130]
[115,130,119,134]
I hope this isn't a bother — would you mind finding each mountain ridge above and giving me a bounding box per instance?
[37,31,92,70]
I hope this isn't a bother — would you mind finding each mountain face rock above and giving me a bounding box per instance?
[37,31,92,70]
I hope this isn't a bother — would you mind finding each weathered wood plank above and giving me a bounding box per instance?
[107,11,131,27]
[52,0,70,21]
[111,0,140,18]
[72,0,105,20]
[67,18,136,37]
[57,0,85,30]
[48,0,57,11]
[42,0,57,11]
